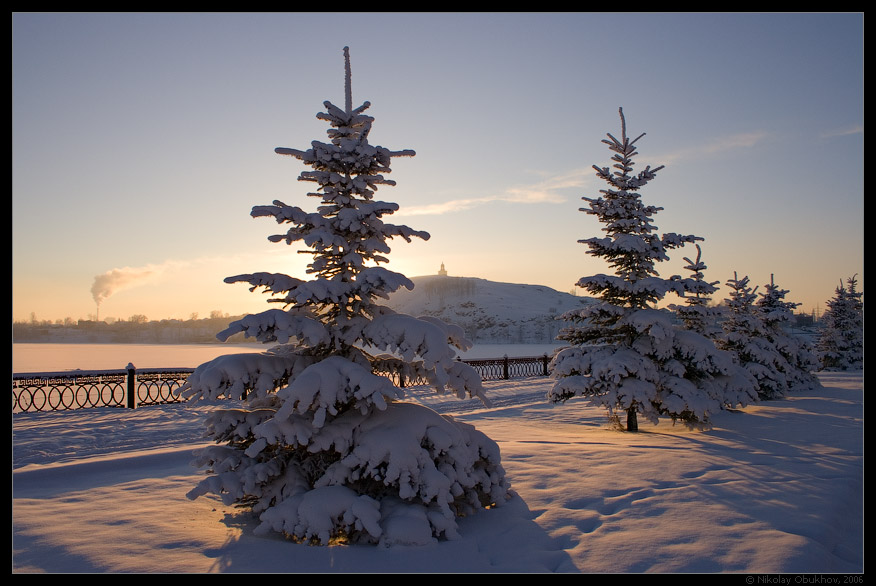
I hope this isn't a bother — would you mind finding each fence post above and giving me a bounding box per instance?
[503,355,509,380]
[126,363,137,409]
[543,354,549,376]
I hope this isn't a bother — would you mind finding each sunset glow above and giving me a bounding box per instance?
[12,13,863,324]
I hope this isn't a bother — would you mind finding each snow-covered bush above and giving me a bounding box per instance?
[817,274,864,371]
[550,108,757,431]
[177,47,508,546]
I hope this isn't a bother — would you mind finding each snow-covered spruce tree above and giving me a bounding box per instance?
[817,274,864,370]
[756,274,820,391]
[816,280,850,370]
[549,108,756,432]
[668,244,723,337]
[177,47,508,546]
[716,272,791,400]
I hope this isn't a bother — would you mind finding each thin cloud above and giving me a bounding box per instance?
[399,169,589,217]
[701,131,768,154]
[820,124,863,139]
[660,131,769,165]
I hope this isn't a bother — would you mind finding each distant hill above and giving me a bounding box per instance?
[386,275,594,344]
[14,276,595,346]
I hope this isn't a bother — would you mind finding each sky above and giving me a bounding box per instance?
[12,12,864,324]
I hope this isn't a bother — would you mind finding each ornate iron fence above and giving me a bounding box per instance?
[13,365,194,413]
[12,355,552,413]
[468,355,551,380]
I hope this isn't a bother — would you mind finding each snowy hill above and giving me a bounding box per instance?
[386,275,594,344]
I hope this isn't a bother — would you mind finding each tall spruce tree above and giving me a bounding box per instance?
[550,108,756,431]
[817,274,864,370]
[177,47,508,546]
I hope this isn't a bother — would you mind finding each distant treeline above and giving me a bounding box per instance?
[14,306,820,346]
[12,314,254,344]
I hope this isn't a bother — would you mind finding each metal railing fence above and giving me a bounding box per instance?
[13,355,551,413]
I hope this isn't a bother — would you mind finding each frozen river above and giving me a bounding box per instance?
[12,342,566,374]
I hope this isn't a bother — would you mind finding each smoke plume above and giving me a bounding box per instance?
[91,266,159,307]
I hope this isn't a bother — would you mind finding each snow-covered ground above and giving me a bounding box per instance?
[13,371,863,573]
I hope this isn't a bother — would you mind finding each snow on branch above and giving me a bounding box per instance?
[217,308,331,346]
[272,356,404,428]
[180,351,318,403]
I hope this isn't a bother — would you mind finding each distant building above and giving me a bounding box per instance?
[438,262,448,277]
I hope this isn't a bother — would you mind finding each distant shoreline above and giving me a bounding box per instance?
[12,341,568,373]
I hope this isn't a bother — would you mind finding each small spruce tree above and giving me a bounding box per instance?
[817,274,864,370]
[669,244,723,337]
[716,273,790,400]
[550,108,756,431]
[756,274,820,390]
[177,47,508,546]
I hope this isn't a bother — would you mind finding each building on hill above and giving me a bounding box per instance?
[438,262,448,276]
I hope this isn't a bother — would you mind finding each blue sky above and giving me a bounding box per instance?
[12,12,863,323]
